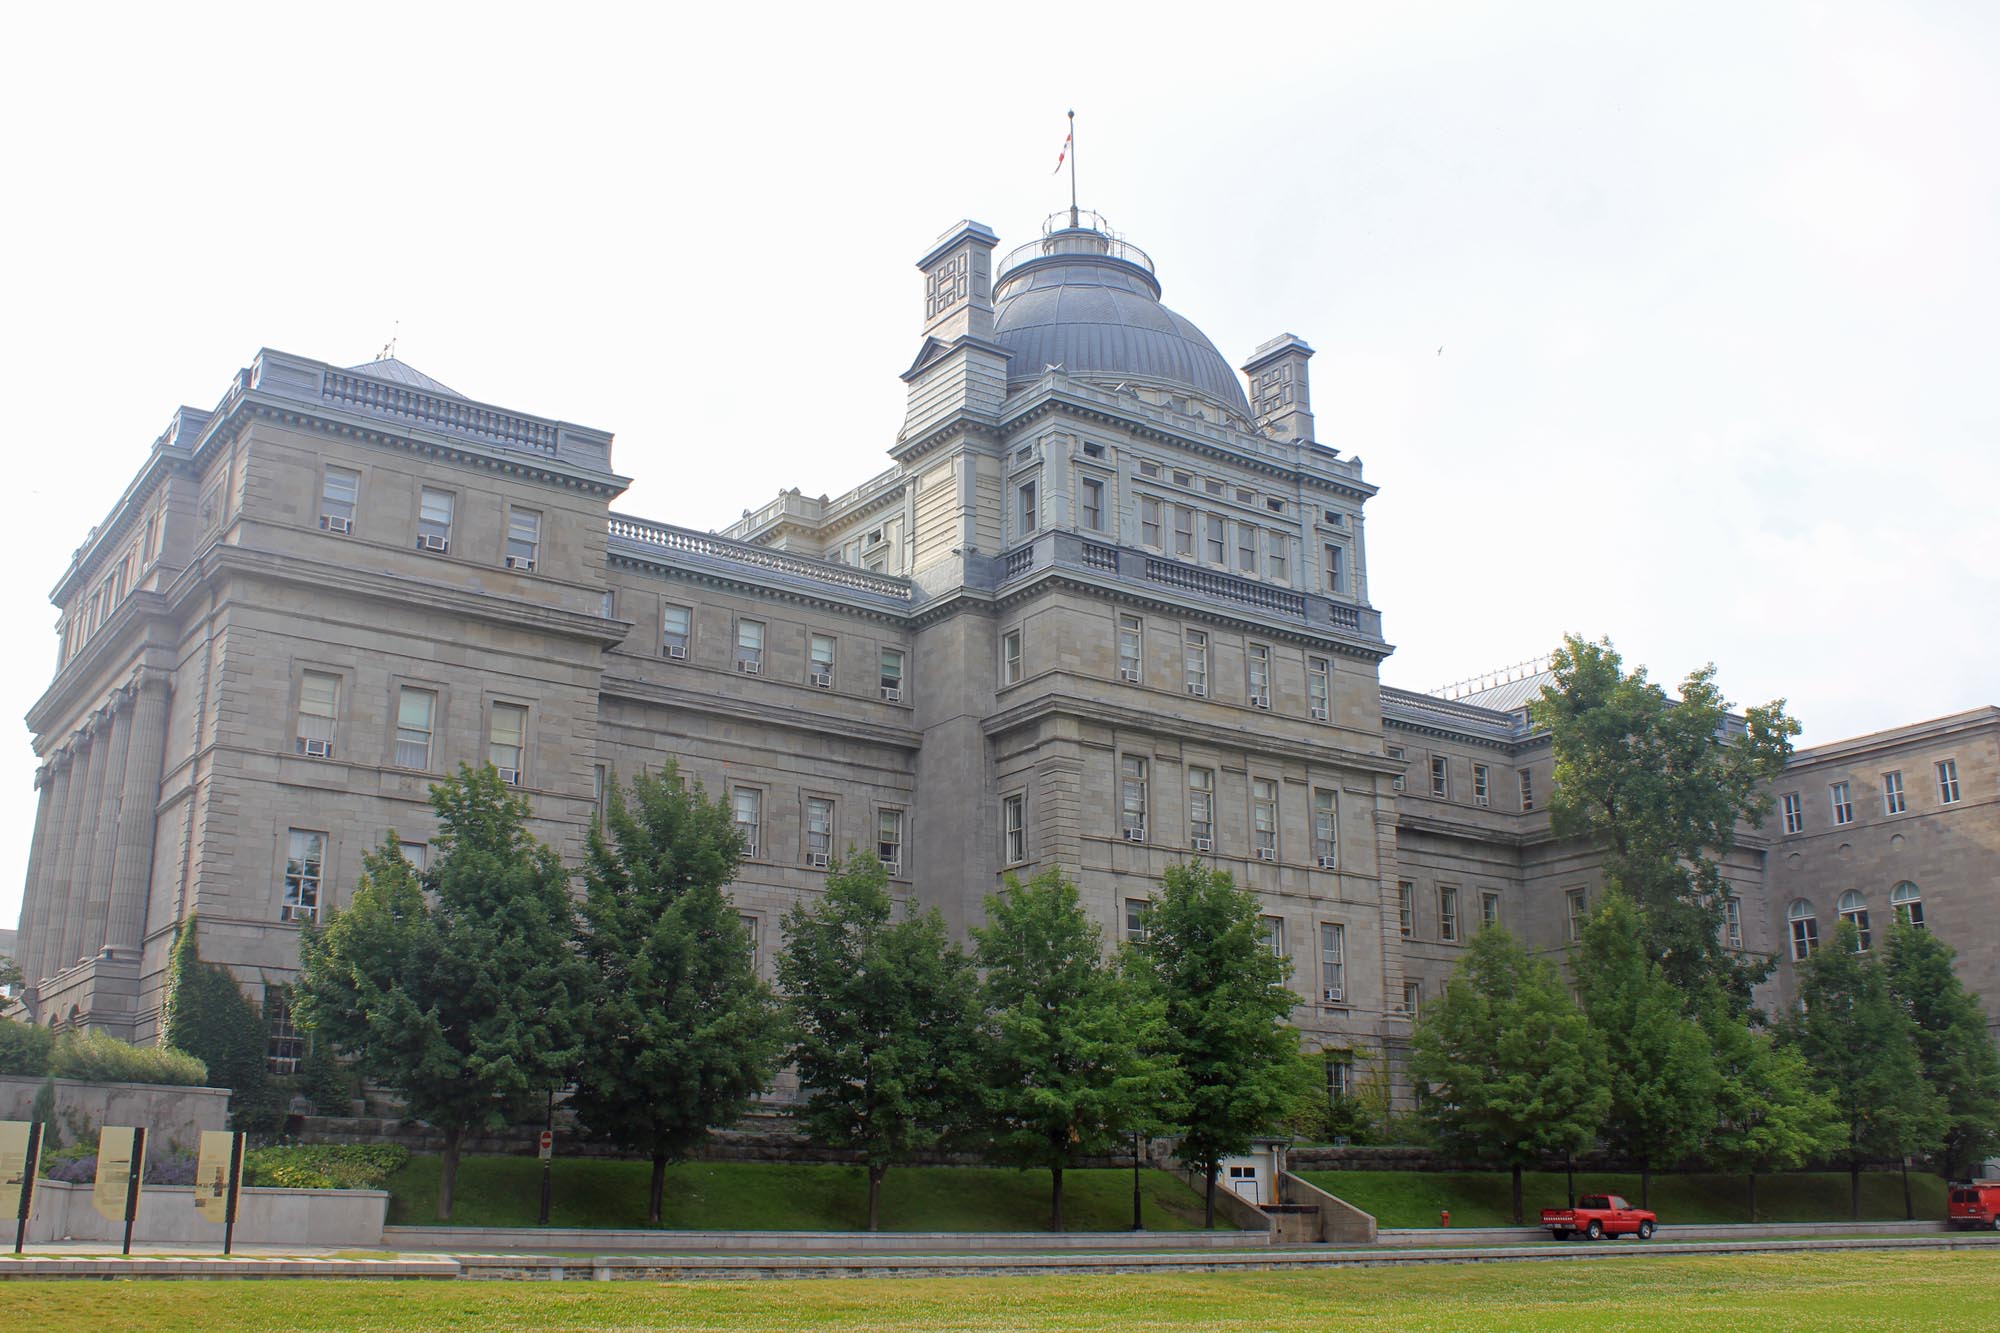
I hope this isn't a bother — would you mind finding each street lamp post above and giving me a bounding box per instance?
[1131,1129,1145,1231]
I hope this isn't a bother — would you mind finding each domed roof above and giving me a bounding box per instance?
[991,222,1250,420]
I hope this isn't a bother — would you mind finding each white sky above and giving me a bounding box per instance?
[3,2,1996,928]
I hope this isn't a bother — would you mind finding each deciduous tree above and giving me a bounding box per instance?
[162,916,280,1131]
[777,854,979,1231]
[1697,983,1842,1220]
[1413,926,1609,1224]
[1883,924,2000,1181]
[572,763,785,1224]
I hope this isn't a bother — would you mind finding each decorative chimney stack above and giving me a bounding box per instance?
[900,221,1010,444]
[1241,334,1316,444]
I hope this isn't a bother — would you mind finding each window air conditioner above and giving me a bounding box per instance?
[807,853,831,869]
[505,556,537,572]
[1187,684,1207,698]
[666,645,688,660]
[883,862,901,877]
[881,686,902,702]
[1256,847,1277,862]
[1316,855,1339,870]
[300,738,333,758]
[321,515,352,534]
[1122,827,1147,843]
[1251,695,1271,710]
[810,672,833,688]
[497,766,521,786]
[1310,706,1329,721]
[737,659,761,675]
[420,534,449,552]
[1119,668,1142,683]
[281,905,318,924]
[1476,796,1490,807]
[1192,837,1213,852]
[1322,986,1344,1004]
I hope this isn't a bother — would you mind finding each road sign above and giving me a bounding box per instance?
[537,1130,554,1161]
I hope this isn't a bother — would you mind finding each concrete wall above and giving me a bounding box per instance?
[24,1178,388,1247]
[0,1075,229,1151]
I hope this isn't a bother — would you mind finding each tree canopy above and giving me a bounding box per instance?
[163,916,278,1132]
[572,763,785,1223]
[1883,923,2000,1179]
[1533,634,1799,1003]
[1697,982,1843,1217]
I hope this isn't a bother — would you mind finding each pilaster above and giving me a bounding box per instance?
[106,670,171,957]
[79,691,135,961]
[56,712,114,977]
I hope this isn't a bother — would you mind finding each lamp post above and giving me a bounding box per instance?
[1131,1129,1145,1231]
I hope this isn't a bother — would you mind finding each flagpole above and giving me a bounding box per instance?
[1068,109,1078,228]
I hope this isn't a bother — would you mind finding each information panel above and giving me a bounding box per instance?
[0,1121,38,1222]
[92,1126,144,1224]
[194,1130,242,1226]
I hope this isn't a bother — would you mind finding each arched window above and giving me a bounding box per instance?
[1837,891,1871,952]
[1788,899,1819,961]
[1892,881,1925,930]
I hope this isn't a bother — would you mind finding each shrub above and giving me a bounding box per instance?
[40,1143,198,1186]
[162,920,280,1131]
[48,1030,208,1087]
[242,1143,409,1190]
[0,1018,54,1076]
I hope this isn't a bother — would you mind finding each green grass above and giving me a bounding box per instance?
[3,1252,1998,1329]
[384,1156,1209,1231]
[1299,1168,1950,1228]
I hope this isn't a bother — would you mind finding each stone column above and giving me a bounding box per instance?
[29,743,83,988]
[53,714,111,977]
[13,766,54,989]
[79,689,135,961]
[106,671,171,957]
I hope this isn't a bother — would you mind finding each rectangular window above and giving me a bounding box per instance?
[1252,778,1279,860]
[1140,496,1162,547]
[1017,480,1038,535]
[1138,460,1160,479]
[1120,756,1148,840]
[1205,513,1227,563]
[296,671,339,758]
[1268,539,1288,583]
[1188,766,1215,847]
[1430,756,1449,799]
[1080,476,1104,531]
[1003,793,1026,863]
[1782,792,1804,834]
[1883,771,1906,815]
[877,808,905,874]
[505,508,541,571]
[1830,781,1853,825]
[1938,759,1961,804]
[1236,523,1257,574]
[1000,628,1023,686]
[592,765,607,827]
[1519,767,1535,811]
[487,702,528,785]
[266,989,303,1075]
[281,829,325,923]
[1438,886,1460,942]
[394,686,436,770]
[732,787,762,858]
[809,633,837,687]
[1481,891,1500,929]
[1388,745,1407,792]
[1725,897,1743,949]
[1326,1054,1353,1099]
[1792,912,1819,960]
[1403,980,1423,1020]
[1323,543,1346,595]
[1307,656,1331,721]
[662,604,692,659]
[1183,629,1209,697]
[1117,614,1144,682]
[1566,889,1589,943]
[1399,881,1414,938]
[1172,506,1195,556]
[741,914,761,972]
[1320,923,1345,1002]
[1246,643,1271,706]
[1260,916,1286,965]
[320,467,360,532]
[1125,897,1151,944]
[417,488,453,552]
[804,797,834,865]
[1312,789,1338,868]
[880,648,905,701]
[735,620,765,673]
[1473,764,1491,807]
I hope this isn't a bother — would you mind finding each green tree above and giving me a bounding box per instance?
[1697,983,1843,1220]
[162,917,279,1132]
[1533,634,1799,1004]
[1412,925,1610,1224]
[0,953,22,996]
[295,767,590,1220]
[1787,921,1945,1219]
[777,854,980,1231]
[972,868,1180,1230]
[1574,892,1718,1207]
[1131,862,1306,1228]
[1883,924,2000,1180]
[572,763,785,1224]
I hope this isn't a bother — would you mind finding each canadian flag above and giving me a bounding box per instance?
[1052,128,1072,175]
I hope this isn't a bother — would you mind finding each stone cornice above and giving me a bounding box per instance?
[889,418,1004,468]
[598,672,923,752]
[609,552,914,627]
[1787,705,2000,768]
[25,593,181,740]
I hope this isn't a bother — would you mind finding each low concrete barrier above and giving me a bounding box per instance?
[1279,1171,1377,1244]
[0,1075,229,1151]
[382,1225,1271,1253]
[1379,1219,1951,1248]
[25,1179,389,1247]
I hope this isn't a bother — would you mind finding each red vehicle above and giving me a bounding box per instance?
[1948,1181,2000,1230]
[1541,1194,1657,1240]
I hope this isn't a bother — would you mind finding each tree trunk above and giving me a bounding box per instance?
[1850,1161,1861,1221]
[649,1152,669,1227]
[1204,1164,1218,1229]
[1641,1159,1651,1211]
[1566,1150,1575,1208]
[1901,1159,1913,1221]
[1051,1164,1065,1232]
[867,1162,886,1233]
[438,1124,462,1222]
[1748,1171,1758,1223]
[1511,1162,1524,1226]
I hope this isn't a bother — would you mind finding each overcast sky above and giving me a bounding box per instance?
[3,2,1995,928]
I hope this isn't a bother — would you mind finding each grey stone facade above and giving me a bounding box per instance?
[8,211,1996,1103]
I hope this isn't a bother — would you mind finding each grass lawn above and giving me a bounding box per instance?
[3,1251,1996,1330]
[385,1156,1210,1231]
[1300,1168,1949,1228]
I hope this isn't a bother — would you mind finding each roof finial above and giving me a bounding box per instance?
[376,319,399,363]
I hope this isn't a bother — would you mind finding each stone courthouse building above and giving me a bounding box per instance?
[10,209,1997,1096]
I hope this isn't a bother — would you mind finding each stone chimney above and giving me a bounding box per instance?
[1241,334,1316,443]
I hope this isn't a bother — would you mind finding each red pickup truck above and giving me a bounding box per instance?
[1948,1181,2000,1230]
[1541,1194,1657,1240]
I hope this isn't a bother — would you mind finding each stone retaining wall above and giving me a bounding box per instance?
[0,1074,229,1151]
[24,1179,388,1247]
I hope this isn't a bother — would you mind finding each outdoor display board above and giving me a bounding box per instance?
[92,1126,145,1223]
[194,1130,245,1233]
